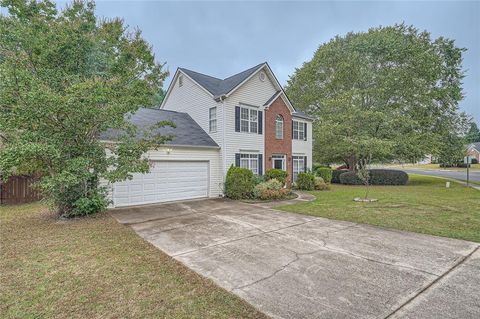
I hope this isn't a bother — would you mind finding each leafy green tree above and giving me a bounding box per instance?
[286,24,467,169]
[0,0,171,216]
[435,133,466,167]
[465,122,480,143]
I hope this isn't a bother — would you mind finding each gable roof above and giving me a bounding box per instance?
[292,110,314,121]
[99,108,219,148]
[468,142,480,151]
[179,62,265,97]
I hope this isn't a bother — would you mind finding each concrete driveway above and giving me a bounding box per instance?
[111,199,480,319]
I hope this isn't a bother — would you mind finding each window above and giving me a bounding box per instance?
[272,154,285,170]
[239,106,258,133]
[209,107,217,132]
[240,154,259,174]
[293,121,305,140]
[178,75,183,87]
[275,115,284,139]
[293,156,305,181]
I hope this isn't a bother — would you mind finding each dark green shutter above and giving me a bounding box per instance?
[258,111,263,134]
[235,106,240,132]
[258,154,263,175]
[304,123,307,141]
[235,153,240,167]
[304,156,308,171]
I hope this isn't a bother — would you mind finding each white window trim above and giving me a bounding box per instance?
[240,153,259,175]
[239,105,258,134]
[272,154,286,170]
[292,156,305,181]
[209,107,217,133]
[293,120,305,140]
[275,115,284,139]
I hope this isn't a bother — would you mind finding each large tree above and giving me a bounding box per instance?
[286,24,468,168]
[466,122,480,143]
[0,0,171,216]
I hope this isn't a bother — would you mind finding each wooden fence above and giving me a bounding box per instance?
[0,175,42,205]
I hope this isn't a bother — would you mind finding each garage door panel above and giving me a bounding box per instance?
[114,161,209,207]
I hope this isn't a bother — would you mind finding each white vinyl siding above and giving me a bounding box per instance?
[223,68,276,174]
[209,107,217,132]
[292,119,313,171]
[162,72,223,146]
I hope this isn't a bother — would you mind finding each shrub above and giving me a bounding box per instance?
[315,167,333,183]
[224,165,254,199]
[332,169,349,184]
[252,174,266,186]
[340,169,409,185]
[295,172,315,190]
[314,177,330,191]
[312,163,330,172]
[472,158,479,164]
[70,190,109,217]
[253,179,290,200]
[265,168,288,185]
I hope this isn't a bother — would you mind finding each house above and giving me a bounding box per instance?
[466,142,480,163]
[105,62,313,207]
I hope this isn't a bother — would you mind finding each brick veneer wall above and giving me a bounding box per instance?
[264,96,293,184]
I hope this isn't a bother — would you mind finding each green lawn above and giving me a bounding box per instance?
[0,204,266,319]
[278,175,480,242]
[385,163,480,171]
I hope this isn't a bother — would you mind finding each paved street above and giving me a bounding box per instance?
[400,168,480,183]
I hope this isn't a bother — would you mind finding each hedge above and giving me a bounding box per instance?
[339,169,409,185]
[295,172,315,190]
[224,165,254,199]
[315,167,333,183]
[331,169,349,184]
[265,168,288,185]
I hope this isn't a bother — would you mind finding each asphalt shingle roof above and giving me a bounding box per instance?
[469,142,480,151]
[179,63,265,97]
[99,108,219,148]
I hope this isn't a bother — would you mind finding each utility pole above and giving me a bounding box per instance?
[466,155,470,187]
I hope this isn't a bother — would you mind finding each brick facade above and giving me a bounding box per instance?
[264,96,293,184]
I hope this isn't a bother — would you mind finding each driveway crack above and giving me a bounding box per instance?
[383,245,480,318]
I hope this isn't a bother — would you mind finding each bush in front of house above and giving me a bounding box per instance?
[314,177,330,191]
[225,165,254,199]
[339,169,408,185]
[472,158,479,164]
[265,168,288,186]
[253,179,290,200]
[332,169,349,184]
[315,167,333,183]
[252,174,266,186]
[295,172,316,190]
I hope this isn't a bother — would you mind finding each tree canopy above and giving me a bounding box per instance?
[0,0,170,216]
[466,122,480,143]
[285,24,468,168]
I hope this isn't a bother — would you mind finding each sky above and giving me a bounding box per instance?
[4,1,480,123]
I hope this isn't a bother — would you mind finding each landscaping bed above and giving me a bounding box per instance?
[277,174,480,243]
[0,203,267,319]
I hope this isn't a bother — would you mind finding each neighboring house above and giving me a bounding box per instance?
[466,142,480,162]
[104,62,313,207]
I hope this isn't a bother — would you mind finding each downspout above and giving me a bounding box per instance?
[221,96,227,194]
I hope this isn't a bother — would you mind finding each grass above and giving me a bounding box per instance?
[278,175,480,243]
[384,163,480,171]
[0,204,267,319]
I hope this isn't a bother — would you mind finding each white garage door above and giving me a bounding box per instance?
[113,161,209,207]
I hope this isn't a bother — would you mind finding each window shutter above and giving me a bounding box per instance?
[304,156,308,172]
[258,154,263,175]
[304,123,307,141]
[291,120,294,139]
[235,153,240,167]
[235,106,240,132]
[258,111,263,134]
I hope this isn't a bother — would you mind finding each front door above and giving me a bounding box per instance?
[272,155,285,170]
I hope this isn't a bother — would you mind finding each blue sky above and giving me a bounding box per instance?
[5,1,480,123]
